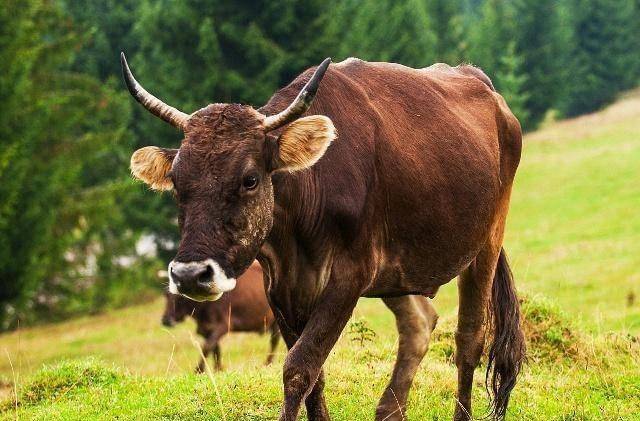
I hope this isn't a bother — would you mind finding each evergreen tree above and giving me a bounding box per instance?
[466,0,515,77]
[563,0,639,116]
[325,0,437,67]
[61,0,139,81]
[511,0,570,128]
[62,0,179,264]
[425,0,467,64]
[0,0,150,328]
[495,41,530,124]
[466,0,529,125]
[633,0,640,85]
[132,0,335,113]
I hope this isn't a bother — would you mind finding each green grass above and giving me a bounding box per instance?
[506,92,640,334]
[0,92,639,420]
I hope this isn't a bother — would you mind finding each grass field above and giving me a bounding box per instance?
[0,92,639,420]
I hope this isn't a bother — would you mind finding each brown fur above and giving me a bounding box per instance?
[129,57,525,420]
[162,261,280,371]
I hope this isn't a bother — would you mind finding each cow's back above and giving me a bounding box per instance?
[330,59,520,184]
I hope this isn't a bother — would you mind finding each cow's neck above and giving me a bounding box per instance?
[258,170,334,332]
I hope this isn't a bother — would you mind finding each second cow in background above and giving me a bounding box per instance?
[162,261,280,372]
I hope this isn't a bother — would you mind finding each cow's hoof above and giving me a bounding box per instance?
[375,405,406,421]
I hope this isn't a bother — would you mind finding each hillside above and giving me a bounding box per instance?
[0,92,639,419]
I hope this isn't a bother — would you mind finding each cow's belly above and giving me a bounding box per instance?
[363,219,495,298]
[363,144,501,297]
[363,235,486,298]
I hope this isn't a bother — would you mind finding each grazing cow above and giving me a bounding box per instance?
[161,261,280,372]
[122,52,525,420]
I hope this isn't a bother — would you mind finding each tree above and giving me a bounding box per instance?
[511,0,570,128]
[563,0,640,116]
[60,0,139,81]
[633,0,640,85]
[131,0,336,113]
[425,0,467,64]
[465,0,529,124]
[62,0,180,265]
[325,0,437,67]
[495,42,530,124]
[0,0,150,328]
[466,0,515,77]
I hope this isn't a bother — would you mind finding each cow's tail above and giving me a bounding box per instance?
[486,248,525,419]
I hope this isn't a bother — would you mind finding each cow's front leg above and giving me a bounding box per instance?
[279,285,360,421]
[195,326,227,373]
[272,306,329,421]
[304,369,329,420]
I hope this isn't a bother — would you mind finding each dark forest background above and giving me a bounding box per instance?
[1,0,639,329]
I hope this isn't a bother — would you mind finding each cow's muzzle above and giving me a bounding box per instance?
[161,315,176,327]
[168,259,236,301]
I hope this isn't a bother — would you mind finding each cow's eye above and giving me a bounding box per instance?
[242,174,259,190]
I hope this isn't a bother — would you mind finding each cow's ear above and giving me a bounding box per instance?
[272,115,336,172]
[130,146,177,191]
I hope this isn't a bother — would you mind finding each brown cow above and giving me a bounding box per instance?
[122,52,525,421]
[161,261,280,372]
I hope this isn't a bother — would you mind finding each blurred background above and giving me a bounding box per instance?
[1,0,639,331]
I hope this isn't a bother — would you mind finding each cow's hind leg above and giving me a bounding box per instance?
[376,295,438,421]
[453,249,496,420]
[265,323,281,365]
[454,243,524,420]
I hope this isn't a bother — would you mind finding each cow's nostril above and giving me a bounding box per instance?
[169,268,181,286]
[198,265,214,284]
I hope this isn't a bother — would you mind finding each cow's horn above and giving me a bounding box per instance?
[120,52,189,130]
[263,57,331,131]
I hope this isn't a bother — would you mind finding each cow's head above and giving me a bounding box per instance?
[122,53,335,301]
